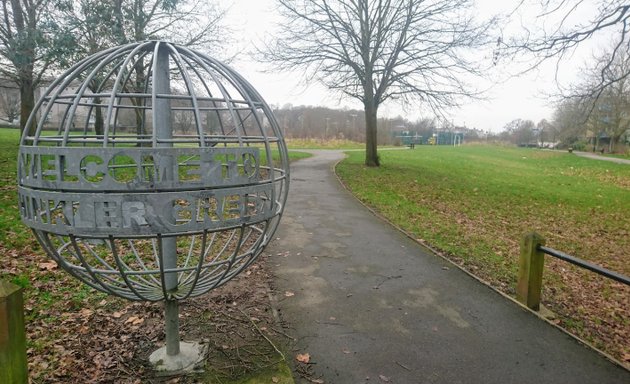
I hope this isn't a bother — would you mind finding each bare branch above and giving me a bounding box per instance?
[501,1,630,98]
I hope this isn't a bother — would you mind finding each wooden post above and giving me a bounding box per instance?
[0,280,28,384]
[517,233,546,311]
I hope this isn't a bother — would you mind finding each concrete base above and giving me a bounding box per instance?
[149,342,206,374]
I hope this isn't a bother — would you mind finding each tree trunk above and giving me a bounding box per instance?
[19,76,35,133]
[94,97,104,136]
[364,101,379,167]
[595,134,600,152]
[134,60,147,146]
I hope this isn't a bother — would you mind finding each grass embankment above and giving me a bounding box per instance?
[336,145,629,363]
[0,127,300,382]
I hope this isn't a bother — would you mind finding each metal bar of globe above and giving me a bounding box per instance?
[153,42,180,357]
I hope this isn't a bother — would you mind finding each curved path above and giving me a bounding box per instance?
[267,150,628,384]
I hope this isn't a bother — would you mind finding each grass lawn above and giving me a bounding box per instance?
[0,127,305,382]
[336,145,629,362]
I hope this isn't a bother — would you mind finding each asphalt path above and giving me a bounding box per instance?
[266,150,629,384]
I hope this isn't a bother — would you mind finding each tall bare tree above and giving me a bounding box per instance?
[0,0,73,130]
[261,0,493,166]
[550,98,588,146]
[579,48,630,151]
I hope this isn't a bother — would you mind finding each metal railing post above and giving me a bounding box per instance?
[517,233,546,311]
[0,280,28,384]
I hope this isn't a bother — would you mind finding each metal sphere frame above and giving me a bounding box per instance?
[17,41,289,369]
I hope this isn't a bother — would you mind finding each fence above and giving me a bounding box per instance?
[516,232,630,311]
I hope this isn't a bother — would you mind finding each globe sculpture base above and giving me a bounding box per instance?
[149,342,207,373]
[149,300,206,373]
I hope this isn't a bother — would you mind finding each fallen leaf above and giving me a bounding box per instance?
[79,308,93,318]
[272,377,280,383]
[112,311,124,318]
[296,353,310,363]
[38,261,57,271]
[125,316,144,325]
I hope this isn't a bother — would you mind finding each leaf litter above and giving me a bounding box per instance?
[1,243,291,383]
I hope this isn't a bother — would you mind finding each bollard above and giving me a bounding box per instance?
[516,233,546,311]
[0,280,28,384]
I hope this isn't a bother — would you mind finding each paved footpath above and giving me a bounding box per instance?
[266,150,629,384]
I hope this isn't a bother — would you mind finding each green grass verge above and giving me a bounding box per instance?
[336,145,630,360]
[0,128,29,248]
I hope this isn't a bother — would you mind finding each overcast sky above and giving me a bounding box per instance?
[219,0,607,132]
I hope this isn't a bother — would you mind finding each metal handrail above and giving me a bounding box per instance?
[538,245,630,286]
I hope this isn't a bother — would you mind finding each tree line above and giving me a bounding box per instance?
[498,39,630,153]
[271,104,486,145]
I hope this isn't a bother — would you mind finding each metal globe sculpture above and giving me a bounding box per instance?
[17,41,289,370]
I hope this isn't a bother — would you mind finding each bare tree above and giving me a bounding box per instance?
[56,0,228,138]
[500,118,536,145]
[0,87,19,122]
[261,0,493,166]
[0,0,73,130]
[551,99,587,147]
[545,42,630,152]
[501,1,630,98]
[536,118,556,146]
[583,49,630,151]
[104,0,227,46]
